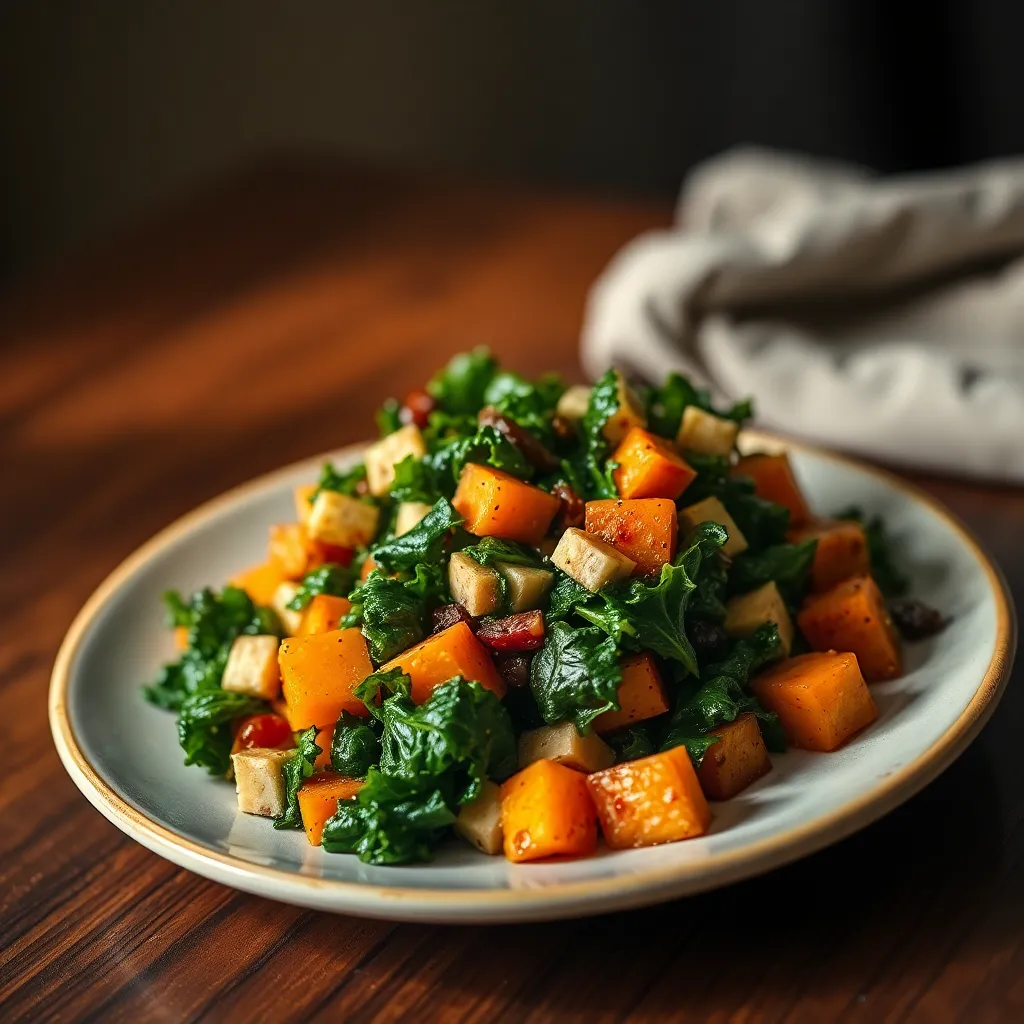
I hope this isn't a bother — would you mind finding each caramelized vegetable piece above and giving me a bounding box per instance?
[587,746,711,849]
[612,427,697,501]
[518,721,615,773]
[797,575,902,682]
[676,406,739,457]
[231,713,294,759]
[584,498,679,577]
[493,651,531,690]
[401,388,436,428]
[790,517,870,592]
[724,581,794,657]
[230,561,289,606]
[475,611,546,652]
[454,780,504,855]
[430,603,477,635]
[593,652,670,735]
[890,598,948,640]
[734,453,811,527]
[478,406,560,472]
[500,759,598,862]
[278,628,374,730]
[551,527,636,592]
[297,771,364,846]
[381,620,505,703]
[696,712,772,800]
[551,481,586,535]
[751,651,878,751]
[452,463,561,546]
[679,496,748,558]
[305,540,355,572]
[298,594,353,635]
[269,523,311,579]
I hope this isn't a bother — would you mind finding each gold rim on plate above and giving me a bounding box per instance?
[48,432,1017,919]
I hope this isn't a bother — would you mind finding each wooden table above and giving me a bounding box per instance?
[2,162,1022,1023]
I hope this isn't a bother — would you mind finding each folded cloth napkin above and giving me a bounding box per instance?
[581,148,1024,482]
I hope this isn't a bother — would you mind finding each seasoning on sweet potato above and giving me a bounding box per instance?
[381,620,505,704]
[298,594,353,635]
[696,712,772,800]
[611,427,697,501]
[797,575,902,681]
[452,463,561,546]
[230,561,289,607]
[587,746,711,849]
[733,452,811,527]
[790,517,870,592]
[278,627,374,730]
[297,771,364,846]
[751,651,878,751]
[500,759,597,862]
[584,498,679,577]
[269,523,311,579]
[594,652,670,735]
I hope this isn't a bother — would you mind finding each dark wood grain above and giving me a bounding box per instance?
[1,160,1021,1024]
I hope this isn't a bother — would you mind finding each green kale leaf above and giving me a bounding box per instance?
[353,667,413,719]
[838,507,910,597]
[371,498,462,572]
[459,536,545,569]
[607,725,656,763]
[642,371,752,440]
[571,368,621,500]
[427,348,498,415]
[311,460,367,502]
[728,539,818,606]
[274,727,322,830]
[331,711,381,778]
[482,370,564,442]
[176,690,267,775]
[375,398,403,437]
[286,563,357,611]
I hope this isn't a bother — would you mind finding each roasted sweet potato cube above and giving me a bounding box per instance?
[268,523,311,579]
[500,759,598,862]
[452,463,561,546]
[696,713,772,799]
[584,498,679,577]
[612,427,697,501]
[734,453,811,527]
[751,651,878,751]
[593,653,670,735]
[298,594,352,635]
[797,575,902,682]
[230,561,289,607]
[297,771,364,846]
[587,746,711,849]
[790,517,870,592]
[313,725,334,769]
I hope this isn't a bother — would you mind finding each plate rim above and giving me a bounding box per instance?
[49,431,1017,922]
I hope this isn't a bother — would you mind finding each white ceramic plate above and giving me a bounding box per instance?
[50,433,1015,923]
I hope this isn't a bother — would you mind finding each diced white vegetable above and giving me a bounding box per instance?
[270,582,305,637]
[364,424,427,497]
[307,490,380,548]
[395,500,433,537]
[221,635,281,700]
[495,562,554,612]
[232,747,295,817]
[447,551,502,616]
[601,371,647,445]
[518,721,615,774]
[551,527,636,592]
[454,780,503,855]
[676,406,739,457]
[725,581,794,656]
[680,496,749,557]
[556,384,592,422]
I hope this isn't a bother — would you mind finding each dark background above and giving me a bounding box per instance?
[3,1,1024,282]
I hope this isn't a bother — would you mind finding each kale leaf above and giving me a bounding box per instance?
[331,711,381,778]
[353,667,413,719]
[728,539,818,605]
[482,370,564,443]
[371,498,462,572]
[376,398,403,437]
[571,368,621,499]
[176,690,267,775]
[642,371,752,440]
[286,563,357,611]
[427,348,498,415]
[274,727,322,830]
[459,536,545,569]
[311,460,367,502]
[607,725,656,763]
[838,507,910,598]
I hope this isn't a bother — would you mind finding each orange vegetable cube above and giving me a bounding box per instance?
[297,771,364,846]
[751,651,878,751]
[278,628,374,730]
[452,463,561,546]
[797,575,902,682]
[313,725,334,769]
[381,620,505,704]
[500,759,597,862]
[734,453,811,527]
[173,625,189,652]
[584,498,678,577]
[268,523,312,579]
[587,746,711,849]
[696,713,772,800]
[594,653,671,735]
[611,427,697,501]
[360,554,378,581]
[299,594,352,635]
[230,561,289,607]
[790,517,870,592]
[294,484,317,525]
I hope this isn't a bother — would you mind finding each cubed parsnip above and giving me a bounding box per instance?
[676,406,740,457]
[364,424,427,497]
[394,500,433,537]
[221,635,281,700]
[556,384,592,422]
[270,581,305,637]
[551,528,636,592]
[680,496,748,558]
[268,523,311,578]
[447,551,503,617]
[724,581,794,657]
[454,780,504,855]
[495,562,554,611]
[518,721,615,774]
[307,490,380,549]
[696,712,772,800]
[231,746,295,817]
[601,371,648,446]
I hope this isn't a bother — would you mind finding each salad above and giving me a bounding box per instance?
[145,350,944,865]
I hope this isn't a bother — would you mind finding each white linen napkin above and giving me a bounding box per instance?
[581,148,1024,482]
